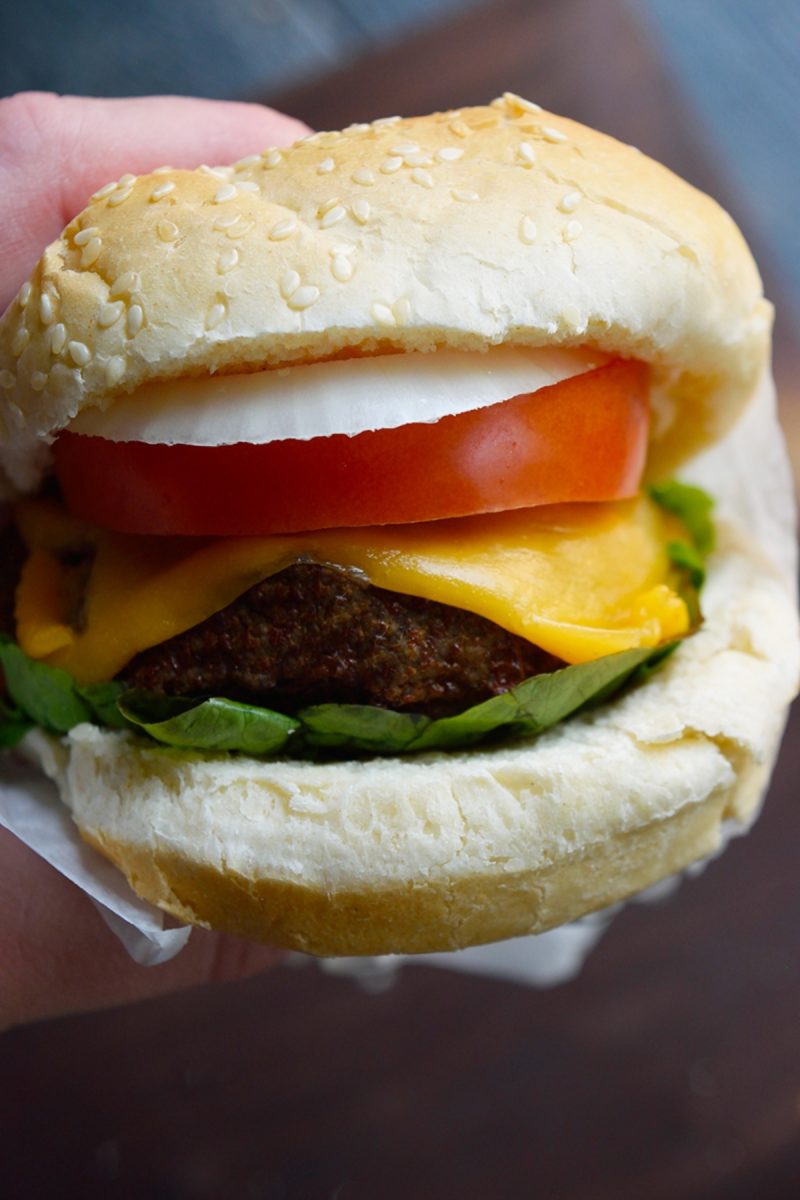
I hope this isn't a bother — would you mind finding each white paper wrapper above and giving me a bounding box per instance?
[0,367,795,986]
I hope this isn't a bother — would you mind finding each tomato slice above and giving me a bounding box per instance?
[54,359,649,536]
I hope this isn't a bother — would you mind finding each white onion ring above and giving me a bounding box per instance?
[70,347,606,446]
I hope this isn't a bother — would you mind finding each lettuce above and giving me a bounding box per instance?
[0,635,674,758]
[296,644,675,754]
[118,690,299,756]
[649,480,715,555]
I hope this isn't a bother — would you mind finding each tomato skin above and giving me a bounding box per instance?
[54,359,649,536]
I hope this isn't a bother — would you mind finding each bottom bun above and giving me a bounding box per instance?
[23,522,798,956]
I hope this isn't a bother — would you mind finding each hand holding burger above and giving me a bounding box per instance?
[0,93,307,1029]
[0,92,797,977]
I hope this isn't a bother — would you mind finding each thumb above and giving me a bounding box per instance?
[0,92,310,311]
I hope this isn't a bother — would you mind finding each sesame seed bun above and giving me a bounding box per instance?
[21,520,798,955]
[2,96,795,957]
[0,95,771,496]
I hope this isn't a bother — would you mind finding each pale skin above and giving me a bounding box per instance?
[0,93,311,1031]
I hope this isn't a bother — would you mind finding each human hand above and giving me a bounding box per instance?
[0,92,310,1030]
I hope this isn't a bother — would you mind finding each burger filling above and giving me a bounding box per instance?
[0,350,713,756]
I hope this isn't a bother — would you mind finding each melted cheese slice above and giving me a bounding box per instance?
[15,497,689,686]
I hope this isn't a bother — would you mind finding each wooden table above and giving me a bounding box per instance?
[3,3,799,1197]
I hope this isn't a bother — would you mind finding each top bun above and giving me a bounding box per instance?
[0,94,771,495]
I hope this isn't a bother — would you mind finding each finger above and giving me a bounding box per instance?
[0,92,310,311]
[0,830,282,1030]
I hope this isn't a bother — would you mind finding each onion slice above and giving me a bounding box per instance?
[70,347,607,446]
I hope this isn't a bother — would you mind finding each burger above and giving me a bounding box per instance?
[0,96,796,956]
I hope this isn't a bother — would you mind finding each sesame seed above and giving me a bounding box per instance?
[469,113,499,129]
[393,297,412,325]
[563,220,583,242]
[411,168,434,189]
[287,285,320,311]
[380,156,403,174]
[352,167,375,186]
[118,173,137,187]
[351,198,370,224]
[372,302,396,328]
[225,220,254,240]
[74,226,100,246]
[519,216,537,244]
[200,164,228,179]
[0,369,14,388]
[31,370,48,392]
[127,304,144,335]
[39,293,55,325]
[502,92,542,114]
[403,152,433,167]
[320,205,346,229]
[331,254,354,282]
[109,271,139,298]
[213,213,240,230]
[214,184,237,203]
[317,157,335,174]
[390,143,420,156]
[157,219,179,242]
[108,188,133,207]
[80,237,103,268]
[152,165,173,174]
[19,282,32,307]
[98,301,125,328]
[517,142,536,166]
[206,301,227,330]
[452,188,479,203]
[543,125,568,143]
[68,340,91,366]
[280,270,300,299]
[559,191,581,213]
[217,247,239,274]
[237,181,260,193]
[372,115,401,128]
[436,146,464,162]
[344,123,370,135]
[234,154,261,168]
[264,150,283,168]
[319,196,342,216]
[105,356,126,386]
[269,217,297,241]
[149,180,176,201]
[91,181,118,200]
[449,119,470,138]
[48,324,67,355]
[11,326,29,356]
[562,303,581,328]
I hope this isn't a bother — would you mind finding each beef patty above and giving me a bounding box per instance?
[121,563,561,716]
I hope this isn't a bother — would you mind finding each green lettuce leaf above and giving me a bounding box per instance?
[0,635,94,733]
[0,696,32,747]
[118,690,300,755]
[665,539,706,591]
[649,480,715,555]
[298,644,675,755]
[0,635,131,736]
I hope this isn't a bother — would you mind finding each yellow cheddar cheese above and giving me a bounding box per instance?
[14,496,690,685]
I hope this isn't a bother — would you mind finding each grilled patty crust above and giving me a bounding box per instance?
[120,563,562,716]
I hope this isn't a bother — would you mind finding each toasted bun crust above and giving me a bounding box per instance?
[23,522,799,956]
[0,95,770,494]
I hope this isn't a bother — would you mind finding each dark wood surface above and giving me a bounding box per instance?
[4,2,799,1197]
